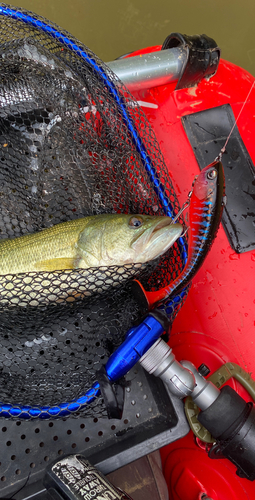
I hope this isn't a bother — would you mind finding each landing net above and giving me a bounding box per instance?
[0,4,188,416]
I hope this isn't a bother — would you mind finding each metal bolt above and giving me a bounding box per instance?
[198,364,210,377]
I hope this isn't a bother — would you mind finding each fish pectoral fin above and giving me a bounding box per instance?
[35,258,76,272]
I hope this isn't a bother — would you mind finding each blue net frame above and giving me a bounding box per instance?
[0,4,188,419]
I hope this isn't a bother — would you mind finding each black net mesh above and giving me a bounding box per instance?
[0,4,188,416]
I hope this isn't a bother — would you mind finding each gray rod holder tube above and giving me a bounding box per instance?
[140,338,220,410]
[106,47,186,91]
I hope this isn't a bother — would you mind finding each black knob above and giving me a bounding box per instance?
[198,364,210,377]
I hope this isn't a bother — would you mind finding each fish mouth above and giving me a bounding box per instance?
[132,218,183,260]
[148,217,174,241]
[148,219,182,250]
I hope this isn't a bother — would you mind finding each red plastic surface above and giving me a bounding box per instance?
[127,48,255,498]
[129,49,255,377]
[162,432,254,500]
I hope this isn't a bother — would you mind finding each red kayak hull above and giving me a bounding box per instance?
[128,46,255,498]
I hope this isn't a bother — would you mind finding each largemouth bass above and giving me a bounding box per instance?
[0,213,182,275]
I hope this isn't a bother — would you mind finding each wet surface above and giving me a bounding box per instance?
[10,0,255,75]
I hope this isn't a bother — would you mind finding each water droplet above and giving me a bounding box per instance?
[208,311,217,319]
[30,158,39,170]
[229,253,239,260]
[206,271,213,283]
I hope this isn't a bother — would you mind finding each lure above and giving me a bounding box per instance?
[132,160,226,311]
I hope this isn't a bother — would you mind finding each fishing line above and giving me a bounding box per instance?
[170,79,255,227]
[0,472,31,500]
[215,80,255,162]
[133,82,255,310]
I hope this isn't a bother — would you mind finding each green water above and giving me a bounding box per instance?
[7,0,255,75]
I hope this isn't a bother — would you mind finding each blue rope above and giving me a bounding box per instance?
[0,6,188,418]
[0,383,100,419]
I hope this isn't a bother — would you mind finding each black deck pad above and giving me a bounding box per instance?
[182,104,255,253]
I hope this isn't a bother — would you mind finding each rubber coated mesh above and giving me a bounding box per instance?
[0,4,187,415]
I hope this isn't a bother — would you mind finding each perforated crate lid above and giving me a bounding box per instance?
[0,365,189,499]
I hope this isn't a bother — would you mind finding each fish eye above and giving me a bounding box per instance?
[129,216,144,228]
[207,168,217,180]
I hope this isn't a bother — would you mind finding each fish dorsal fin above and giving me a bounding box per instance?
[35,258,76,272]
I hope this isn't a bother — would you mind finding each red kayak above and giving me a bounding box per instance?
[118,38,255,500]
[0,6,254,498]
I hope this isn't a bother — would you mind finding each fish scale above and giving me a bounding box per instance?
[0,217,86,274]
